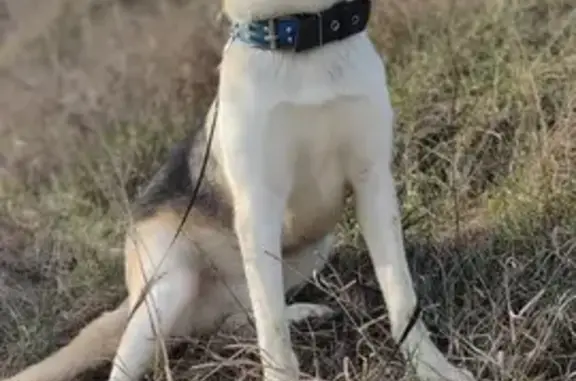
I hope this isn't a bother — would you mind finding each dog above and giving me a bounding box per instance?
[3,1,476,381]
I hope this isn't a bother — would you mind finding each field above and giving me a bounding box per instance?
[0,0,575,380]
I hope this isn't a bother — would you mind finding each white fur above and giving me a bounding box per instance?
[215,1,476,381]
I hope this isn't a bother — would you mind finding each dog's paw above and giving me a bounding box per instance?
[285,303,335,323]
[403,333,476,381]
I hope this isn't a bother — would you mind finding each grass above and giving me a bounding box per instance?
[0,0,575,380]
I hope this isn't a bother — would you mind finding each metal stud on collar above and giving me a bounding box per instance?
[330,20,341,31]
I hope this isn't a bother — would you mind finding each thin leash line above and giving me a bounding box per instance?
[168,97,219,250]
[130,90,258,343]
[128,97,219,322]
[162,90,257,329]
[396,299,422,352]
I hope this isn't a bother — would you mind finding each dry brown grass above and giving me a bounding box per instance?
[1,0,575,380]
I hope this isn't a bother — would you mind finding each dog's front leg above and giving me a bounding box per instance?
[343,87,475,380]
[217,107,298,381]
[236,192,298,381]
[351,160,475,381]
[232,189,300,381]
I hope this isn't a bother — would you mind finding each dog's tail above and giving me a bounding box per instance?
[5,298,130,381]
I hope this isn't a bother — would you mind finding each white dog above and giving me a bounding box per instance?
[3,1,475,381]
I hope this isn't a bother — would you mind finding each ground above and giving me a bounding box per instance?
[0,0,574,380]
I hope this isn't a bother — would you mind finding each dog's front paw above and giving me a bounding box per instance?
[285,303,335,323]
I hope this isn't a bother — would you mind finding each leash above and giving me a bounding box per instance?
[396,299,422,348]
[168,98,218,249]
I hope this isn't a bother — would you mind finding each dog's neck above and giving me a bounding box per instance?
[223,0,342,22]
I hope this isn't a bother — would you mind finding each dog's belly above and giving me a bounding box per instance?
[282,175,345,252]
[281,112,347,252]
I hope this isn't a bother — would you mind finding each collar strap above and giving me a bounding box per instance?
[230,0,371,53]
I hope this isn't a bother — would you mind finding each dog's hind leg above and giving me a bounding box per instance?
[345,99,475,381]
[107,211,199,381]
[3,300,129,381]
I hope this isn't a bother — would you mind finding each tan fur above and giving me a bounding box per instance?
[5,205,332,381]
[5,300,130,381]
